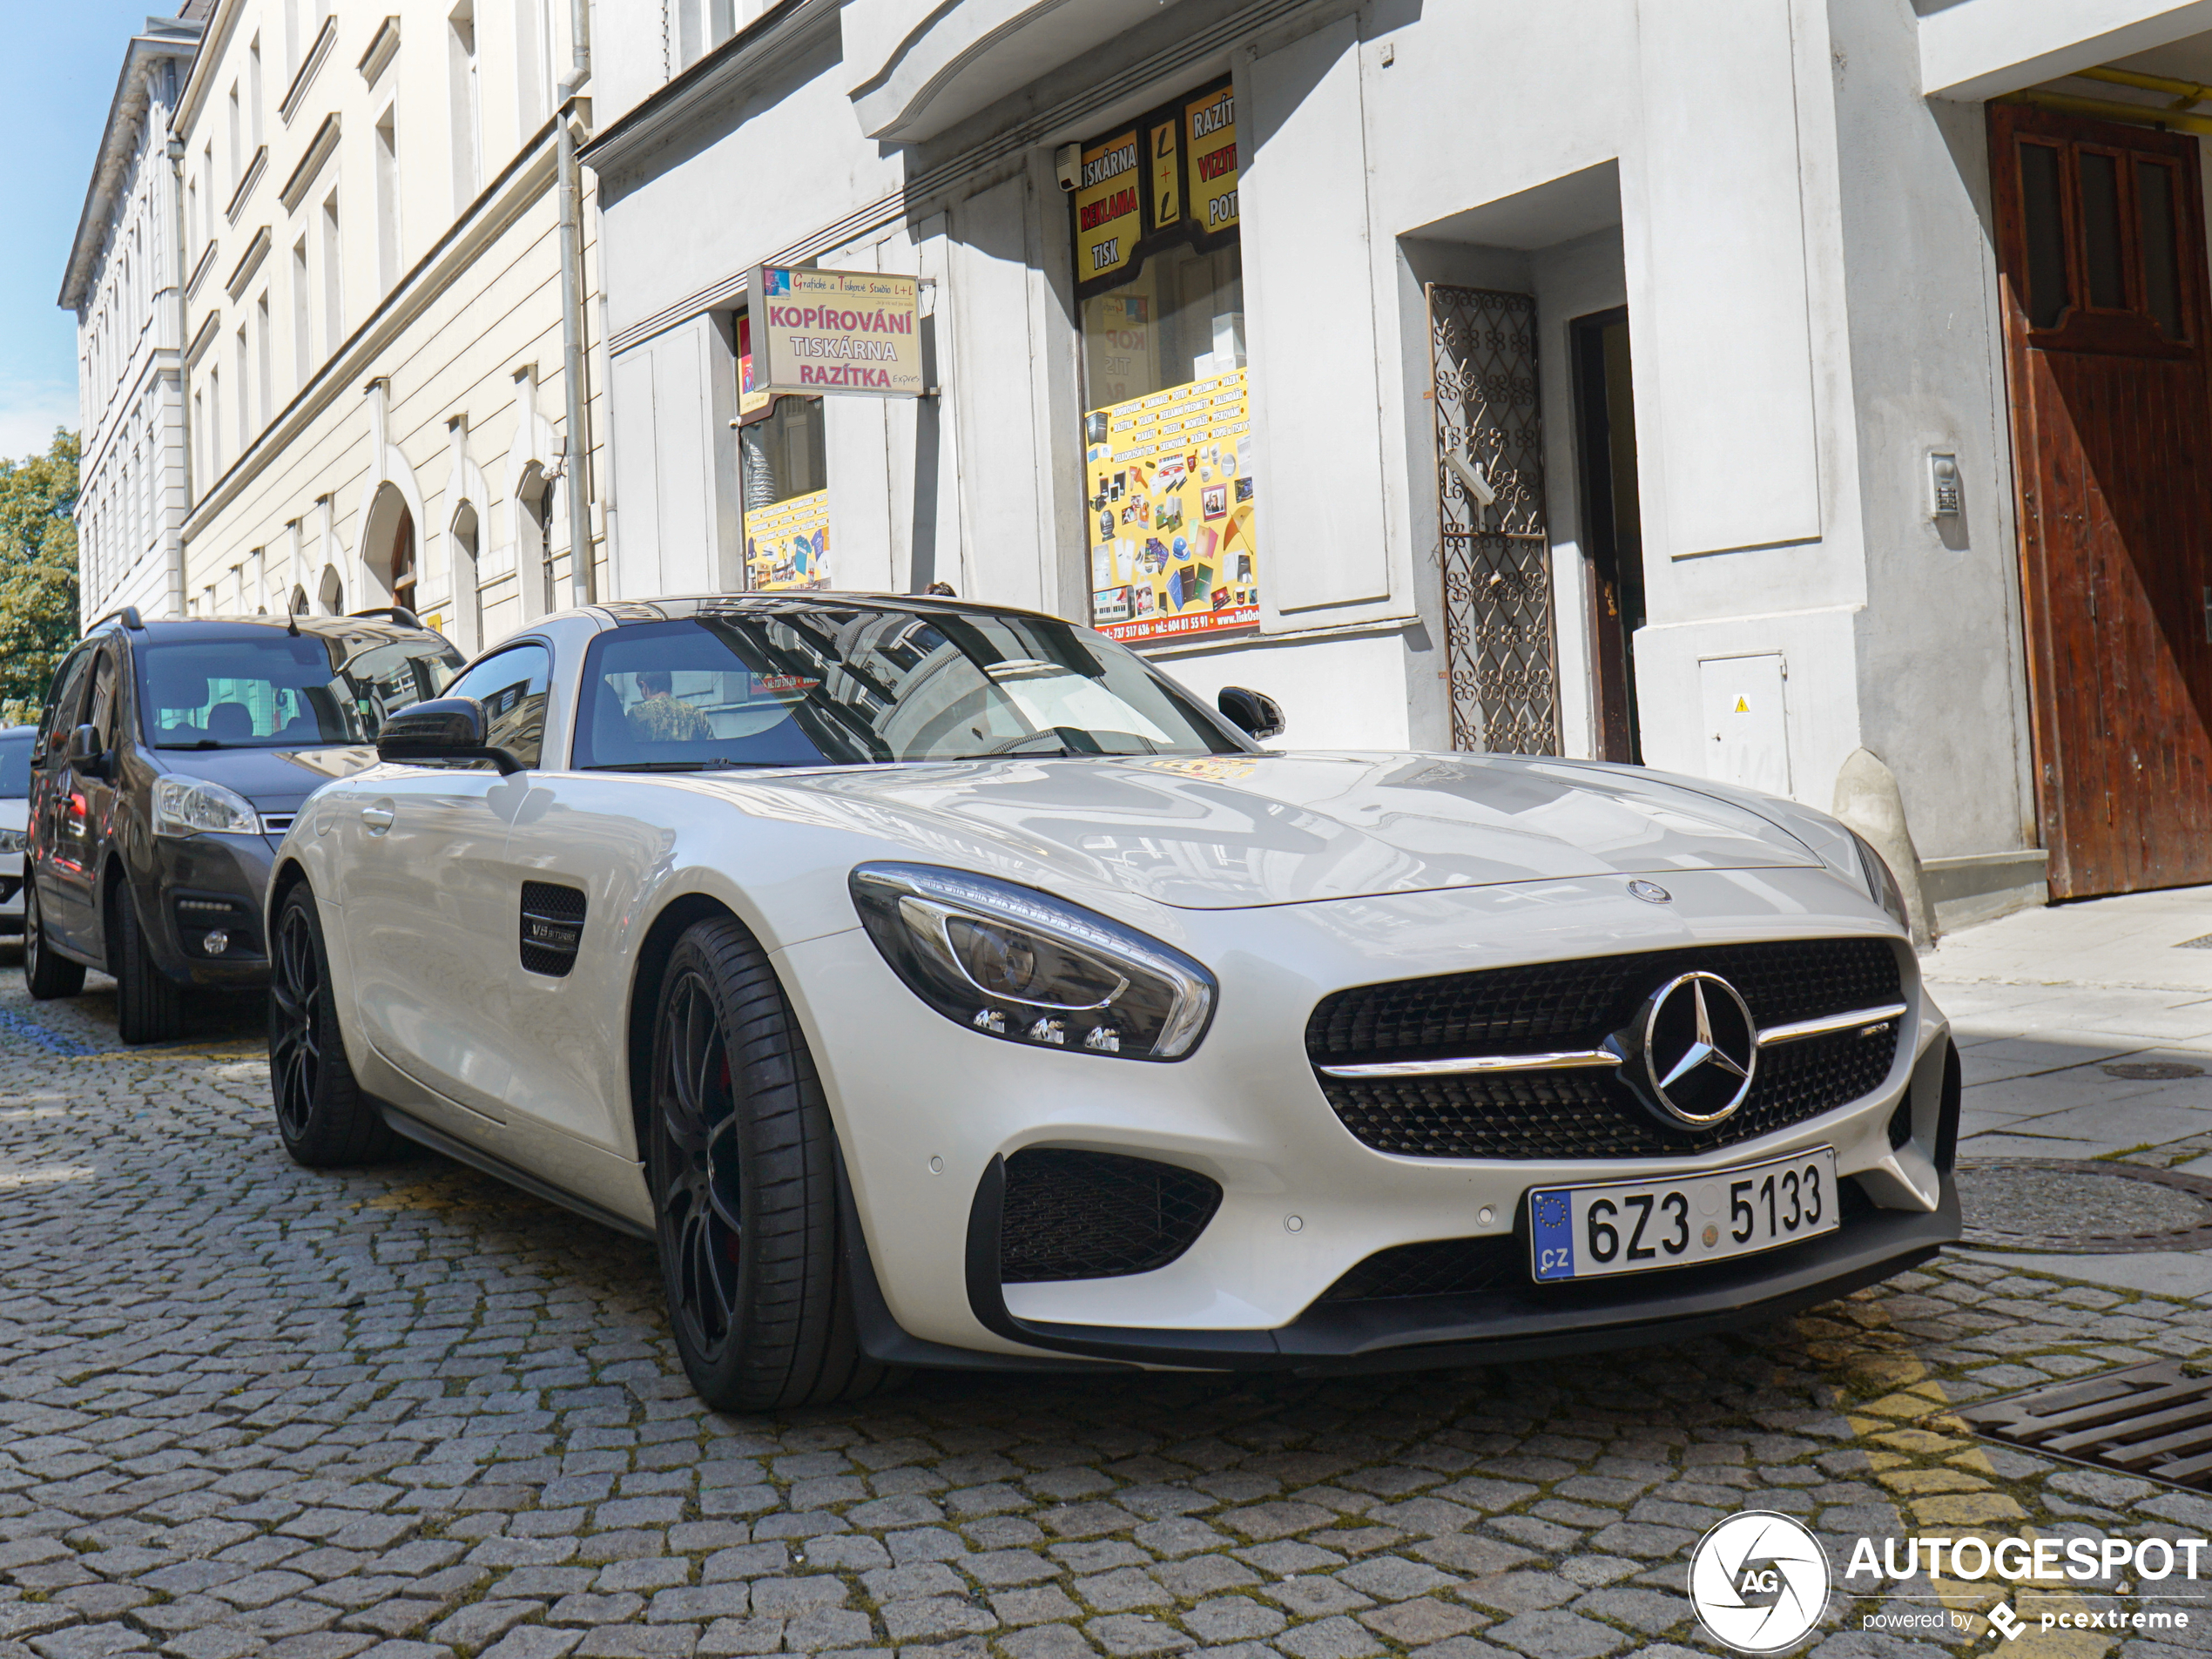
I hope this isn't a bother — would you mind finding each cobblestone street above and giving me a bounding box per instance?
[6,954,2212,1659]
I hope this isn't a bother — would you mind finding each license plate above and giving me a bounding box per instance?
[1527,1148,1838,1282]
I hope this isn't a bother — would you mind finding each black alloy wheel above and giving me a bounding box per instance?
[267,881,402,1165]
[22,881,84,1000]
[647,915,894,1412]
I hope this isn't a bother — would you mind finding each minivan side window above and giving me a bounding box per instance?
[84,651,119,752]
[443,644,553,770]
[34,648,93,763]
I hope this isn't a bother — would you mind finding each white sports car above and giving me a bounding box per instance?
[265,594,1959,1410]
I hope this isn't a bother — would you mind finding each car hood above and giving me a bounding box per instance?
[153,744,381,811]
[739,750,1829,911]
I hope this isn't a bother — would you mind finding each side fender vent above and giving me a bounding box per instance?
[999,1148,1222,1283]
[520,880,586,977]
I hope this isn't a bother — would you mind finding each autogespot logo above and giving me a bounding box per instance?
[1689,1511,1831,1653]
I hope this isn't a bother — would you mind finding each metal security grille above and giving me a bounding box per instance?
[1960,1362,2212,1491]
[1428,285,1559,755]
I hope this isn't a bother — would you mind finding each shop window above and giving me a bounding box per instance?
[738,312,832,591]
[1074,77,1258,645]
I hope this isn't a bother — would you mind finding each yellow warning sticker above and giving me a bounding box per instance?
[1734,697,1750,713]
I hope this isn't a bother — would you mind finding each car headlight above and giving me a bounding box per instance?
[0,828,24,854]
[1849,829,1913,933]
[153,776,261,838]
[850,862,1216,1060]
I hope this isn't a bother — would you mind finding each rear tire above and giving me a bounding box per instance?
[112,881,184,1045]
[268,882,404,1166]
[23,883,84,1000]
[647,915,895,1412]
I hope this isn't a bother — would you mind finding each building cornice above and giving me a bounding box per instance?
[279,113,343,212]
[226,226,273,301]
[177,0,243,137]
[225,144,266,224]
[279,14,336,126]
[58,24,206,310]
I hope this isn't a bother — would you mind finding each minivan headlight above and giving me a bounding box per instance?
[153,776,260,837]
[850,862,1216,1060]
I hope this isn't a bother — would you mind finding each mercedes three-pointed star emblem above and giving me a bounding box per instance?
[1635,971,1759,1126]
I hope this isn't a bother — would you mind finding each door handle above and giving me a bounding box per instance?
[361,805,395,833]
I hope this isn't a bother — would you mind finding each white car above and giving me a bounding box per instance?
[0,725,33,932]
[266,595,1959,1411]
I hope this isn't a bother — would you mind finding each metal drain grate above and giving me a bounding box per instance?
[1959,1362,2212,1491]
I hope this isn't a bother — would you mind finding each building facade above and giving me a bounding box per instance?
[169,0,608,651]
[581,0,2212,921]
[61,9,208,627]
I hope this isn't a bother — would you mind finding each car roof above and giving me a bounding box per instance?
[0,725,33,738]
[91,614,455,649]
[576,592,1057,630]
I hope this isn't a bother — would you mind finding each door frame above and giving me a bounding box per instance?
[1987,98,2212,896]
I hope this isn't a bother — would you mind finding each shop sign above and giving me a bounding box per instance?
[1184,84,1238,234]
[749,266,923,397]
[1086,368,1258,645]
[1075,131,1143,283]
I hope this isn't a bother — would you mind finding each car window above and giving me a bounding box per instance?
[570,609,1241,772]
[445,644,552,771]
[85,652,118,752]
[137,631,462,750]
[0,735,32,799]
[35,648,92,764]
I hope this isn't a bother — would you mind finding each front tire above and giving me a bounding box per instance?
[112,881,184,1045]
[23,882,84,1000]
[268,881,403,1165]
[647,916,894,1412]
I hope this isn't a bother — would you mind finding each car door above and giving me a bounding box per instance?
[335,641,553,1123]
[28,646,93,951]
[49,644,123,955]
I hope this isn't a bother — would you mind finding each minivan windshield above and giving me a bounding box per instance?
[571,605,1244,772]
[137,631,463,750]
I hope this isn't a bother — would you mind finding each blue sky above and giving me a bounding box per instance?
[2,0,174,462]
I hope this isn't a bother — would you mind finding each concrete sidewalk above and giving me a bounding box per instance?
[1925,882,2212,1298]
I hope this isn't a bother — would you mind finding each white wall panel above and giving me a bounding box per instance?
[1243,17,1390,616]
[1635,0,1820,558]
[947,174,1044,611]
[609,349,661,600]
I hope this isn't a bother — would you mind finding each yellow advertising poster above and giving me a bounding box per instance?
[745,489,831,591]
[1075,129,1142,285]
[1149,118,1181,229]
[1185,84,1238,235]
[1085,368,1258,645]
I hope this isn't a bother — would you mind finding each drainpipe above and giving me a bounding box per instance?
[555,0,596,605]
[165,130,191,620]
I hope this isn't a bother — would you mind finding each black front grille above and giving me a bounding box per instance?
[519,881,586,977]
[1309,938,1901,1066]
[1324,1024,1898,1159]
[999,1149,1223,1283]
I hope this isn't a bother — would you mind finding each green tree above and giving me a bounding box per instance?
[0,428,82,726]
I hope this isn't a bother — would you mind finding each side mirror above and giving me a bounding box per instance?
[66,725,110,777]
[1217,686,1285,743]
[376,697,525,774]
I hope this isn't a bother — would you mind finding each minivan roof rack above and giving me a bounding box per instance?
[347,605,424,629]
[88,606,145,632]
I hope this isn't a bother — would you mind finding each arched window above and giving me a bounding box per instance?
[391,502,416,613]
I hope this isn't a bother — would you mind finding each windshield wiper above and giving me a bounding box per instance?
[582,759,824,772]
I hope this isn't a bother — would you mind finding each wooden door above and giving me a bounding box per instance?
[1991,103,2212,898]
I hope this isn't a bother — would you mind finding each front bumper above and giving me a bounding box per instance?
[779,863,1960,1369]
[141,832,279,986]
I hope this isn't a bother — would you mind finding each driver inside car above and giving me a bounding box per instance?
[624,669,713,743]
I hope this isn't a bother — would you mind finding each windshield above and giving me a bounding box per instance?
[572,606,1244,772]
[0,735,29,799]
[137,631,463,750]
